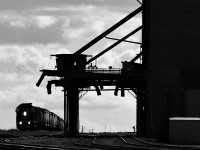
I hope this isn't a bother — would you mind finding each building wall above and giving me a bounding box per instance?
[169,118,200,144]
[145,0,200,140]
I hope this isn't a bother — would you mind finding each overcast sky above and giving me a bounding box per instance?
[0,0,142,132]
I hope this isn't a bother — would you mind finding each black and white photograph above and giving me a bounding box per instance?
[1,0,200,149]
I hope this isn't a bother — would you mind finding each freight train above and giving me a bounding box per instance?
[16,103,64,131]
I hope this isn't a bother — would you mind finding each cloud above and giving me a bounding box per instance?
[0,1,140,45]
[0,44,71,92]
[63,9,141,53]
[80,93,121,110]
[80,87,136,110]
[0,109,16,129]
[32,16,58,29]
[107,12,142,42]
[60,5,106,40]
[0,0,137,12]
[9,19,27,28]
[95,48,141,68]
[0,13,58,28]
[0,5,107,44]
[0,45,46,74]
[0,44,70,76]
[0,14,65,44]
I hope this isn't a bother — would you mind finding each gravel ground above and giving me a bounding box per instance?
[0,130,79,148]
[0,129,62,138]
[95,137,125,146]
[0,130,154,149]
[12,137,78,147]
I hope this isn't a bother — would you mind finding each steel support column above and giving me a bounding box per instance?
[64,89,69,136]
[64,76,79,136]
[136,88,145,136]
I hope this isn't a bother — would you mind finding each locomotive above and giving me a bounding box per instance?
[16,103,64,131]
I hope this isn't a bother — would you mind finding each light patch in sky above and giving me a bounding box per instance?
[33,16,57,29]
[0,14,57,29]
[80,90,136,132]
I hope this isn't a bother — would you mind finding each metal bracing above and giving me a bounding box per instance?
[87,26,142,65]
[74,6,143,55]
[105,36,142,45]
[130,51,143,63]
[79,91,88,100]
[78,88,137,92]
[127,90,137,99]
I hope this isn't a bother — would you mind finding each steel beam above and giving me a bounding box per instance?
[87,25,142,64]
[130,51,143,63]
[64,77,79,136]
[74,6,143,55]
[105,36,142,45]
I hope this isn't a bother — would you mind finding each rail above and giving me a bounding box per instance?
[86,68,147,75]
[86,68,121,74]
[36,68,147,87]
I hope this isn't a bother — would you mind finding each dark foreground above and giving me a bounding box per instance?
[1,130,200,150]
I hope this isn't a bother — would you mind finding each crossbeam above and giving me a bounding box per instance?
[105,36,142,45]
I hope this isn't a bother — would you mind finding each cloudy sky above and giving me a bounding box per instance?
[0,0,142,132]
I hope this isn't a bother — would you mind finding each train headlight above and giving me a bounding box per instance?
[23,111,27,116]
[19,121,22,125]
[28,121,31,124]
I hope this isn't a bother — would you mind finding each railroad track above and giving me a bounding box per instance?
[93,132,157,150]
[119,133,200,150]
[2,131,200,150]
[75,132,200,150]
[0,131,89,150]
[74,132,155,150]
[2,138,93,150]
[0,142,66,150]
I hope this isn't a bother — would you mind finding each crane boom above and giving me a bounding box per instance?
[73,6,143,55]
[86,25,142,65]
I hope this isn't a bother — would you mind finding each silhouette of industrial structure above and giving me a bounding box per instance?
[37,0,200,143]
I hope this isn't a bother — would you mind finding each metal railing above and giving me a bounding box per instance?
[86,68,121,74]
